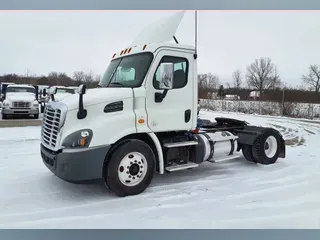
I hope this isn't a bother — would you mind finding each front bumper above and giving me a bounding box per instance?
[40,144,111,182]
[2,108,39,115]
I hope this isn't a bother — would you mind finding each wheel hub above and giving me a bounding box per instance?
[264,136,278,158]
[129,164,140,176]
[118,152,148,187]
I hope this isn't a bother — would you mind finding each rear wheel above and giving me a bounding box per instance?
[252,129,282,165]
[104,139,156,197]
[242,145,257,163]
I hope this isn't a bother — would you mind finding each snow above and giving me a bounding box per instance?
[0,110,320,229]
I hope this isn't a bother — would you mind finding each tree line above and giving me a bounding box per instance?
[198,57,320,104]
[0,71,101,88]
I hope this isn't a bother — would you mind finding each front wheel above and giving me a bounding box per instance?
[104,139,156,197]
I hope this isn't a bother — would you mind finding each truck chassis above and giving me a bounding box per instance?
[98,116,285,197]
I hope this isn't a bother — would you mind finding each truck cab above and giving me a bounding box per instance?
[2,84,39,119]
[40,11,286,197]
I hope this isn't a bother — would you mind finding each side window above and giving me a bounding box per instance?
[153,56,188,90]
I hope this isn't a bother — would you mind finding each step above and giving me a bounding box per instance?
[165,162,199,172]
[207,154,241,163]
[163,141,198,148]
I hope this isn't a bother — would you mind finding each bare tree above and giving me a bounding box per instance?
[246,57,281,98]
[197,73,219,99]
[198,74,208,89]
[207,73,219,92]
[95,74,101,82]
[232,69,242,96]
[47,72,59,85]
[302,64,320,94]
[84,71,95,84]
[73,71,86,85]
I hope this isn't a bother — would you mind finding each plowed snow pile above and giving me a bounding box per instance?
[0,110,319,228]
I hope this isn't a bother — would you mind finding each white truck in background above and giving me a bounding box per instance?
[2,84,39,119]
[40,11,286,197]
[46,86,76,102]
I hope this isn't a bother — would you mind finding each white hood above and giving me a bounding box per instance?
[54,92,73,101]
[60,88,134,111]
[5,93,36,102]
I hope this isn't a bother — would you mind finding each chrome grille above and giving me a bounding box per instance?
[13,101,30,108]
[41,106,62,148]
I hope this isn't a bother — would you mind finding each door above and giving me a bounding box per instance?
[145,49,194,132]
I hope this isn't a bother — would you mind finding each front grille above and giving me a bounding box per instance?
[12,101,30,108]
[41,106,62,148]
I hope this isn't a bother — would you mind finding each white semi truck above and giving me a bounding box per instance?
[2,84,39,119]
[40,12,286,197]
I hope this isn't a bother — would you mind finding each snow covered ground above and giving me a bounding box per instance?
[0,110,320,229]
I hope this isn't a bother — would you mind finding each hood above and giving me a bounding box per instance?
[60,88,134,111]
[54,92,73,101]
[5,93,36,102]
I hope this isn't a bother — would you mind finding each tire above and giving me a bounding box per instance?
[34,114,39,119]
[242,144,257,163]
[104,139,156,197]
[252,128,282,165]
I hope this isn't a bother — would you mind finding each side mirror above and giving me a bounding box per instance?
[48,86,57,95]
[76,84,87,95]
[159,62,174,90]
[77,84,87,120]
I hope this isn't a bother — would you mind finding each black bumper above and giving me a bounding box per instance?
[41,144,111,182]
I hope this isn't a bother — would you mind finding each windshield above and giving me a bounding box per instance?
[99,53,153,88]
[56,88,75,94]
[6,87,35,94]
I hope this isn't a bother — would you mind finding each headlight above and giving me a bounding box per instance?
[61,129,93,148]
[2,101,10,107]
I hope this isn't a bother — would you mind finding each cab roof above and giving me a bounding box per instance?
[111,42,195,61]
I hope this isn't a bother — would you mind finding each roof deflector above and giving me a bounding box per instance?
[130,11,186,47]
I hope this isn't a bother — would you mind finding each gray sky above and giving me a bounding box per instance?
[0,11,319,87]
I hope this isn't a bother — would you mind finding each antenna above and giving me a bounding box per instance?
[194,10,198,59]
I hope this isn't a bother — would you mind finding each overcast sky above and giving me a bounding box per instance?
[0,11,319,86]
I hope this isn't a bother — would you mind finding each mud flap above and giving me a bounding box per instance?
[278,136,286,158]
